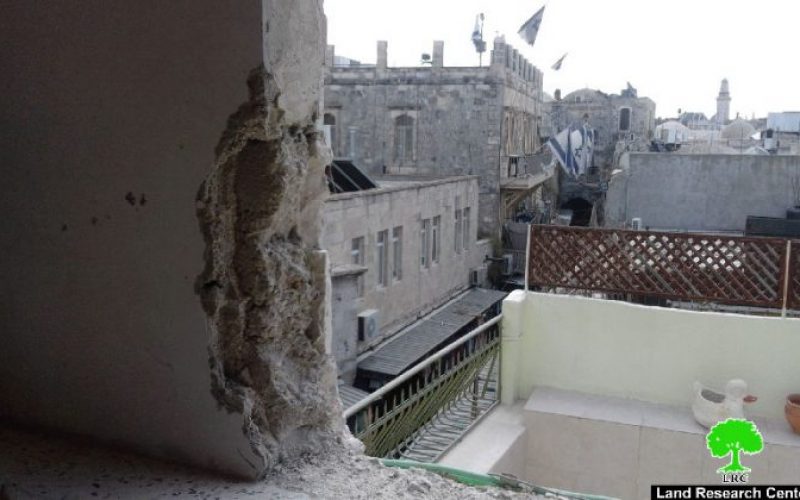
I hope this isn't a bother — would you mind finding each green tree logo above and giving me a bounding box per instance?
[706,419,764,473]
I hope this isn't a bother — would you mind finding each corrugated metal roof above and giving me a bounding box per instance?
[338,383,369,410]
[357,288,507,377]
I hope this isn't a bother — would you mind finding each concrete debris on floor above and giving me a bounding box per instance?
[0,426,547,499]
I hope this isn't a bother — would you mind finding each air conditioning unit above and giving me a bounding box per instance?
[469,265,488,286]
[501,254,514,275]
[631,217,642,230]
[357,309,380,342]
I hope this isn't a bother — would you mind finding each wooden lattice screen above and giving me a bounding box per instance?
[529,225,799,309]
[790,242,800,310]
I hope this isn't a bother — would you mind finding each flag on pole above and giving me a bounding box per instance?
[472,16,481,43]
[518,6,545,46]
[471,14,486,53]
[551,52,567,71]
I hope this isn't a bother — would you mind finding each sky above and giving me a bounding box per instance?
[325,0,799,119]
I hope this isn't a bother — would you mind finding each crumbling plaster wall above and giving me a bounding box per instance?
[0,0,343,479]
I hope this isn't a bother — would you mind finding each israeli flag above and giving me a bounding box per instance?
[551,52,567,71]
[547,124,594,178]
[518,6,545,47]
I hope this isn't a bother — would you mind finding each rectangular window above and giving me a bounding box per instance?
[420,218,431,268]
[619,108,631,132]
[454,209,463,254]
[392,226,403,280]
[462,207,471,251]
[376,230,388,287]
[432,216,441,263]
[394,115,415,164]
[351,236,365,297]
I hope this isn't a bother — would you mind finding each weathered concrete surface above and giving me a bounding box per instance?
[606,153,800,232]
[0,425,539,499]
[0,0,343,479]
[196,53,344,473]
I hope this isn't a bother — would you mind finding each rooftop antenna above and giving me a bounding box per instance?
[471,13,486,67]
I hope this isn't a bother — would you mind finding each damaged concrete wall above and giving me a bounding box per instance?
[0,0,343,479]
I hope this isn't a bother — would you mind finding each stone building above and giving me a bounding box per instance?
[548,85,656,168]
[323,38,549,238]
[545,85,656,225]
[321,176,491,382]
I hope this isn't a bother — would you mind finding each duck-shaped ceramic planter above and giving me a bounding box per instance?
[692,379,757,429]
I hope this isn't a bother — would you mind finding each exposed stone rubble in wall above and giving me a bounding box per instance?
[195,58,345,475]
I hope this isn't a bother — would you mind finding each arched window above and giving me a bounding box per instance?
[394,114,414,163]
[619,107,631,132]
[323,113,337,156]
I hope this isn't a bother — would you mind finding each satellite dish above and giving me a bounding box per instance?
[421,53,432,65]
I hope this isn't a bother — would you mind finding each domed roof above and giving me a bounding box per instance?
[563,88,608,103]
[721,119,755,140]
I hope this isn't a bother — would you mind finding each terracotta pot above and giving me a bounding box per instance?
[786,394,800,434]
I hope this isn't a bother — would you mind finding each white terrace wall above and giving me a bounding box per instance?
[502,291,800,419]
[606,153,800,232]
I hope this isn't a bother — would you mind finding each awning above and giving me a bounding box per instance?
[338,382,369,410]
[357,288,507,377]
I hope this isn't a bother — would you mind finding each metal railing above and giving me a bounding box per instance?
[344,315,501,459]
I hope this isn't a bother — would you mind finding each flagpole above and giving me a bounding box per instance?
[479,14,484,67]
[472,13,486,67]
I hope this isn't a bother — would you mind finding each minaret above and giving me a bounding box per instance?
[716,78,731,126]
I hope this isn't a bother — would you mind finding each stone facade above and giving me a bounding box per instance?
[546,86,656,223]
[548,86,656,168]
[323,38,545,237]
[321,176,490,381]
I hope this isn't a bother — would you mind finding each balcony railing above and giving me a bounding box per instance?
[344,316,501,459]
[528,225,800,312]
